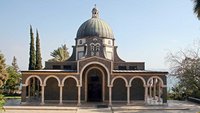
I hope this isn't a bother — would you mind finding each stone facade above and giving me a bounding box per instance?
[21,7,168,105]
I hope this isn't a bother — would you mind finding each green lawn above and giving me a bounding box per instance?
[4,96,21,99]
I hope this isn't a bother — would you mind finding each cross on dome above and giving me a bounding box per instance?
[92,4,99,18]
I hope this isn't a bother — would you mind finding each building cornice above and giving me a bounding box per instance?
[21,70,79,75]
[112,70,168,76]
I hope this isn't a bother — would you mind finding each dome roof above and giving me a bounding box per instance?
[76,7,114,39]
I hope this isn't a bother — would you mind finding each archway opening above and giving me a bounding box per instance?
[112,78,127,101]
[26,77,41,101]
[87,69,102,102]
[130,78,144,100]
[44,77,59,102]
[147,77,163,105]
[63,78,78,101]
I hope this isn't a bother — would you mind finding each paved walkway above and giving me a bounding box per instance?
[3,100,200,113]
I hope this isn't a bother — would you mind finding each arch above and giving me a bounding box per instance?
[112,76,127,101]
[146,76,164,105]
[43,75,61,86]
[147,76,164,86]
[90,43,95,46]
[111,76,128,87]
[80,61,110,86]
[63,77,78,100]
[25,75,42,86]
[130,77,145,100]
[61,76,79,86]
[129,76,146,86]
[85,66,105,102]
[90,43,95,51]
[96,43,101,46]
[45,77,59,100]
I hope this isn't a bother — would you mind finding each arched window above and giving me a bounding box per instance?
[96,43,100,51]
[90,43,95,51]
[79,40,82,44]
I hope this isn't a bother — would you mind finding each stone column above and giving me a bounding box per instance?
[21,85,27,104]
[37,79,40,98]
[41,85,45,105]
[127,85,130,105]
[77,85,81,106]
[33,77,35,97]
[153,78,156,99]
[59,85,63,105]
[28,84,31,99]
[158,82,161,102]
[109,85,112,106]
[144,85,148,103]
[149,85,152,98]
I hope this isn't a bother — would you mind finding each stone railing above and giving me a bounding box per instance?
[147,97,163,105]
[188,97,200,104]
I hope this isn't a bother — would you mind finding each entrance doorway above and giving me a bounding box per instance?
[87,69,102,102]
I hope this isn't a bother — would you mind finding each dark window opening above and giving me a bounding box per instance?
[91,76,99,82]
[52,65,61,69]
[63,65,72,70]
[129,66,137,70]
[118,66,127,70]
[79,40,82,44]
[91,44,95,51]
[96,45,100,51]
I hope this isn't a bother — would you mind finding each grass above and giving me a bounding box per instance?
[4,95,21,99]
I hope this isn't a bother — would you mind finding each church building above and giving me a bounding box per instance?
[21,6,168,105]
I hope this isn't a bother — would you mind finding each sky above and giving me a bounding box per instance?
[0,0,199,71]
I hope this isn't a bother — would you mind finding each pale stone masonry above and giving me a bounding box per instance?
[21,6,168,105]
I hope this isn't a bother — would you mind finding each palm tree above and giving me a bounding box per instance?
[193,0,200,19]
[49,44,69,62]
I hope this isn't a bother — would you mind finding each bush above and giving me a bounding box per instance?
[0,94,5,112]
[168,84,188,100]
[191,90,200,99]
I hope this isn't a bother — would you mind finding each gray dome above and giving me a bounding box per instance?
[76,7,114,39]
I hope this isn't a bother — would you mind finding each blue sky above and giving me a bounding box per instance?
[0,0,199,70]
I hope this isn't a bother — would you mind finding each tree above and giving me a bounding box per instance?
[0,52,8,88]
[28,25,36,70]
[12,56,19,72]
[4,56,21,94]
[0,52,7,111]
[166,42,200,99]
[4,66,21,94]
[0,94,5,112]
[193,0,200,19]
[49,44,69,62]
[35,29,42,70]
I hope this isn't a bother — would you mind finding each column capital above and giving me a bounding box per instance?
[22,84,27,87]
[126,85,131,87]
[108,85,113,88]
[41,85,46,87]
[77,85,82,87]
[59,85,64,87]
